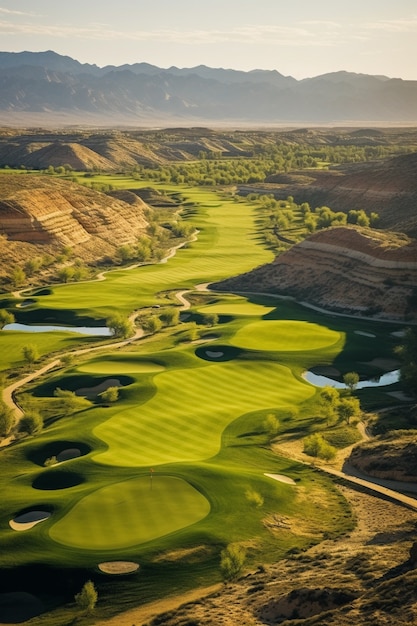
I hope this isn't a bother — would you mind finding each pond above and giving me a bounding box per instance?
[3,323,112,336]
[305,369,400,389]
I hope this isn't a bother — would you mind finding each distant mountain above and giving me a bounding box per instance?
[0,51,416,125]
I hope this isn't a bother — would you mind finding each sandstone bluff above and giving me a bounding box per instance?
[213,226,417,322]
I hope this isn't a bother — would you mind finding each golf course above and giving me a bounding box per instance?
[0,182,406,623]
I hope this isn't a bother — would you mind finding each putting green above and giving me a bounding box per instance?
[78,360,165,374]
[231,320,341,351]
[49,476,210,549]
[197,302,275,317]
[94,360,314,467]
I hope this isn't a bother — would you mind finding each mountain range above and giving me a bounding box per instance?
[1,51,417,126]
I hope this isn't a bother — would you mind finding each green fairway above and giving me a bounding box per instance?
[93,358,314,467]
[18,187,274,322]
[78,359,165,374]
[49,475,210,549]
[0,179,402,623]
[231,320,342,352]
[0,330,101,371]
[197,301,275,317]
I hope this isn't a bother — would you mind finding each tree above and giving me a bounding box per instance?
[337,396,361,425]
[245,488,264,508]
[57,266,75,283]
[11,267,26,288]
[53,388,91,416]
[343,371,360,392]
[262,413,279,439]
[74,580,97,615]
[99,386,119,404]
[18,411,43,435]
[0,309,14,329]
[303,433,336,461]
[106,314,134,339]
[220,544,246,582]
[202,312,219,327]
[0,402,14,437]
[159,308,180,327]
[22,344,39,365]
[143,315,162,335]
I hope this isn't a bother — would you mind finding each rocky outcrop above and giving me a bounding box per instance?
[0,174,149,275]
[213,226,417,321]
[348,432,417,482]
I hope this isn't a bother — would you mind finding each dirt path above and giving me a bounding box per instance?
[94,584,221,626]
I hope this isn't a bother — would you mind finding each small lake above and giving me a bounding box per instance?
[3,323,112,336]
[305,369,400,389]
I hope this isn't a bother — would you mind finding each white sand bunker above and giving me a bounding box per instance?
[205,350,224,358]
[9,511,51,531]
[98,561,139,575]
[56,448,81,462]
[264,473,296,485]
[76,378,122,399]
[355,331,376,338]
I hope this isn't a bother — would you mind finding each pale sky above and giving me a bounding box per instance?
[1,0,417,79]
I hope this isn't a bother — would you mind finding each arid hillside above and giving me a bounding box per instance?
[213,226,417,322]
[0,174,149,278]
[241,151,417,237]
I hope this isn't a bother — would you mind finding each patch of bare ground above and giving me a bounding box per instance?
[103,488,415,626]
[94,426,417,626]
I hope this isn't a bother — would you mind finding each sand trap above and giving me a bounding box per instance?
[205,351,224,358]
[264,473,296,485]
[354,331,376,338]
[391,330,406,338]
[17,299,36,308]
[56,448,81,462]
[76,378,122,399]
[9,511,51,531]
[98,561,139,575]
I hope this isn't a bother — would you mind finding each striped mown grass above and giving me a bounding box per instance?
[49,475,210,549]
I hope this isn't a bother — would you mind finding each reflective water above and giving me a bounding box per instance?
[3,323,112,336]
[305,369,400,389]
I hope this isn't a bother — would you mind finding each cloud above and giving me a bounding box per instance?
[0,20,343,48]
[363,17,417,33]
[0,7,36,16]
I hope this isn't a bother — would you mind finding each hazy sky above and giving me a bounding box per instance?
[1,0,417,79]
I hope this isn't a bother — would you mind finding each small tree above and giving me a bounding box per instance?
[0,309,14,329]
[0,402,14,437]
[99,386,119,404]
[343,371,360,392]
[159,308,180,327]
[202,312,219,327]
[337,396,361,424]
[18,411,43,435]
[11,266,26,288]
[106,314,134,339]
[245,488,264,508]
[22,344,39,365]
[262,413,279,439]
[143,315,162,335]
[53,388,91,416]
[220,544,246,582]
[74,580,97,615]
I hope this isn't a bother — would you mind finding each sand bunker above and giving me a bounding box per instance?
[56,448,81,462]
[9,511,51,531]
[98,561,139,575]
[76,378,122,399]
[0,592,44,623]
[205,350,224,358]
[354,330,376,338]
[264,473,296,485]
